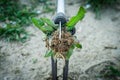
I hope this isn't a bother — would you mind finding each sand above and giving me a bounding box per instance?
[0,0,120,80]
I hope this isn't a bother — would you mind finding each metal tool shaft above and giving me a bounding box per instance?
[51,56,57,80]
[54,0,67,25]
[63,60,69,80]
[57,0,65,14]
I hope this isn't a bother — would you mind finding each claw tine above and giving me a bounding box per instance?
[63,60,69,80]
[51,56,57,80]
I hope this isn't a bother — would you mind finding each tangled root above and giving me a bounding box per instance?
[50,31,74,59]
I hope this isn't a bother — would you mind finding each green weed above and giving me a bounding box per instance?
[39,0,55,13]
[0,0,37,26]
[99,66,120,80]
[0,0,37,42]
[85,0,117,19]
[0,24,28,42]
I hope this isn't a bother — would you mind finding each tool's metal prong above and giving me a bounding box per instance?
[63,60,69,80]
[51,56,57,80]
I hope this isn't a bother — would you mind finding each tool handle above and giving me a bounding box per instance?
[54,0,67,25]
[57,0,65,14]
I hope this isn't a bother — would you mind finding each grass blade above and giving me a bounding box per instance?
[66,45,75,60]
[75,43,82,48]
[66,7,86,29]
[44,50,54,57]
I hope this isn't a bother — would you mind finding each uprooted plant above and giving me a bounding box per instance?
[32,6,86,60]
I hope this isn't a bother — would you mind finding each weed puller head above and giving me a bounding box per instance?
[32,0,86,79]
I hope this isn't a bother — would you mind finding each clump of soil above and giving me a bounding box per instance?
[50,31,74,58]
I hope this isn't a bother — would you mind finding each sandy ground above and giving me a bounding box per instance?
[0,1,120,80]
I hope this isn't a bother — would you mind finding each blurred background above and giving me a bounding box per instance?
[0,0,120,80]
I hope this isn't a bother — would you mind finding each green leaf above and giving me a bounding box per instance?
[44,50,54,57]
[66,45,75,60]
[32,18,44,28]
[66,25,74,31]
[43,26,54,32]
[66,7,86,28]
[40,18,57,29]
[32,18,54,34]
[75,43,82,48]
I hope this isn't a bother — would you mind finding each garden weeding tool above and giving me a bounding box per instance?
[32,1,85,79]
[51,0,69,80]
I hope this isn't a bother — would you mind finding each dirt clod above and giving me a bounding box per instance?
[50,31,74,58]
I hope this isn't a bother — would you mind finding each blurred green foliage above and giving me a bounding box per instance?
[0,24,28,42]
[0,0,37,26]
[100,66,120,79]
[85,0,117,18]
[0,0,37,42]
[39,0,55,13]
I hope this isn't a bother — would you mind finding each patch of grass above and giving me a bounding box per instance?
[39,0,55,13]
[99,66,120,80]
[0,0,37,26]
[0,0,37,42]
[13,8,37,26]
[85,0,117,19]
[0,24,29,42]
